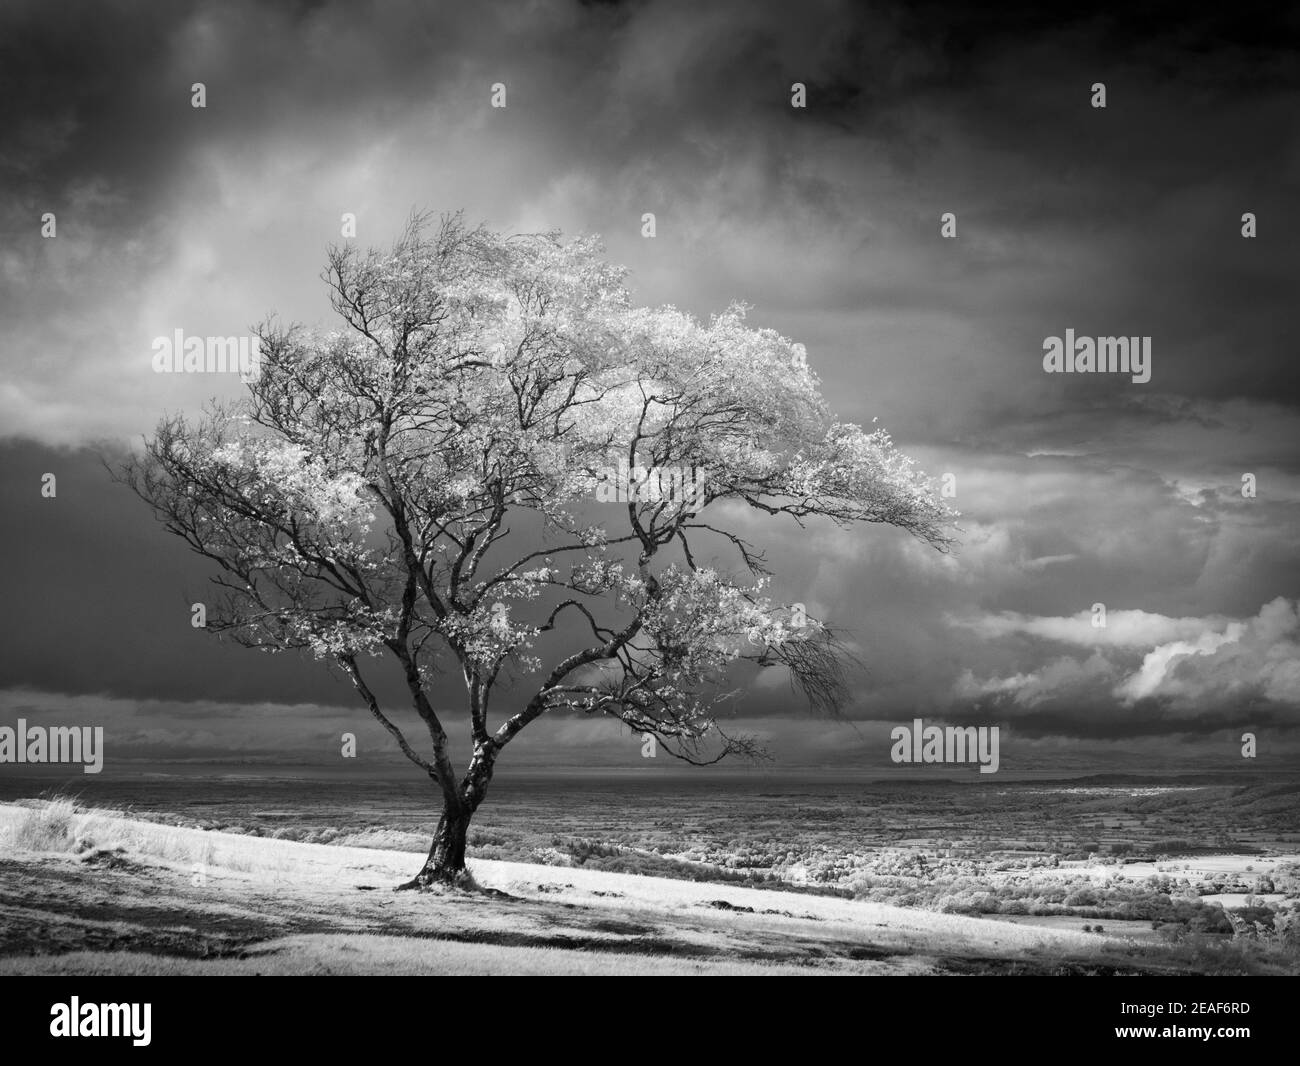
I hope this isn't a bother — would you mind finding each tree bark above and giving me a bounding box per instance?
[399,744,496,889]
[403,806,472,888]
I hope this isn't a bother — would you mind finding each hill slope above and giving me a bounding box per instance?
[0,800,1255,975]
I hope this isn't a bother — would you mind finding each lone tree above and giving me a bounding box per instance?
[122,213,957,888]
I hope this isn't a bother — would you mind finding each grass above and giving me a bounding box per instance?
[0,933,844,976]
[2,794,1296,976]
[12,796,79,851]
[7,797,267,874]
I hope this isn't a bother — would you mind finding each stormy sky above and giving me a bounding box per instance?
[2,0,1299,775]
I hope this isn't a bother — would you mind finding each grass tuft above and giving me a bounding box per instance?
[13,797,80,852]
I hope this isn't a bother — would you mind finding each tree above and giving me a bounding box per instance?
[121,212,957,888]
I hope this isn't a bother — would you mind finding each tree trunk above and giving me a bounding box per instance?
[399,745,496,890]
[401,805,473,888]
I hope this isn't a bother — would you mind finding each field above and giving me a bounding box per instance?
[1,772,1297,975]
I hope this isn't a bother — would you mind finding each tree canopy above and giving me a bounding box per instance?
[123,211,958,884]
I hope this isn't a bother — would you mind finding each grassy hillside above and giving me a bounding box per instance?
[2,798,1296,975]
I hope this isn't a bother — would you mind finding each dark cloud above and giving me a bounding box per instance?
[1,0,1297,765]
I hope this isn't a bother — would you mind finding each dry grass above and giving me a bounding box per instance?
[4,797,270,874]
[12,796,80,851]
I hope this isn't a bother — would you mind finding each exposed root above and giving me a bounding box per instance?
[394,867,479,893]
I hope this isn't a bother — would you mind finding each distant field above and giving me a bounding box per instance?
[3,771,1296,912]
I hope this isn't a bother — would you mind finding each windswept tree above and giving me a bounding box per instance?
[122,213,957,888]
